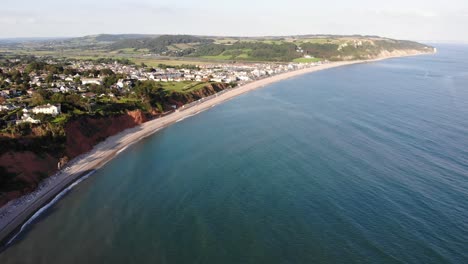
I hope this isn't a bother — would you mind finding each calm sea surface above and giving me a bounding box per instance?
[1,45,467,263]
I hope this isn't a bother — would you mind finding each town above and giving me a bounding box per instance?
[0,56,323,131]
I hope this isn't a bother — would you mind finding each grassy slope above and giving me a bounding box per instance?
[292,57,322,63]
[160,82,212,93]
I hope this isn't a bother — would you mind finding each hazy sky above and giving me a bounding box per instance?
[1,0,467,42]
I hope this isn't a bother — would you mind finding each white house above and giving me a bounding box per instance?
[82,78,102,85]
[117,80,125,89]
[60,86,71,93]
[237,76,250,81]
[31,104,61,116]
[16,113,40,124]
[0,104,18,111]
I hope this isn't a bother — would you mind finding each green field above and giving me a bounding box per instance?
[201,48,253,61]
[160,81,210,93]
[132,58,211,67]
[201,54,234,60]
[293,57,322,63]
[293,38,338,44]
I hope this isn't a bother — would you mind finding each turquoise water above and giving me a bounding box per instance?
[1,45,468,263]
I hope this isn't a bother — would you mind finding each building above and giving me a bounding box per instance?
[16,113,40,124]
[0,104,18,112]
[31,104,61,116]
[81,78,103,85]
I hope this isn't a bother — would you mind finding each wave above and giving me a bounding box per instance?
[6,170,96,246]
[116,146,128,155]
[176,113,197,123]
[141,128,161,140]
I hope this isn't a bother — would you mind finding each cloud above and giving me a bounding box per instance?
[116,1,191,14]
[0,10,39,25]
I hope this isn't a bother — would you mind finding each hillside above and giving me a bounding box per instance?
[106,35,434,61]
[108,35,214,56]
[0,34,435,63]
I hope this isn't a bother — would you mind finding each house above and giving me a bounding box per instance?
[16,113,40,124]
[49,88,61,93]
[222,78,234,83]
[82,92,96,99]
[81,78,102,85]
[60,86,71,93]
[210,78,223,83]
[116,79,125,88]
[237,75,250,82]
[27,88,36,95]
[31,104,61,116]
[77,86,87,92]
[0,104,18,112]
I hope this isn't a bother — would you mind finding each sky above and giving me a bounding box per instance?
[1,0,467,42]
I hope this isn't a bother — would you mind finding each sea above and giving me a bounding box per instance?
[1,45,467,264]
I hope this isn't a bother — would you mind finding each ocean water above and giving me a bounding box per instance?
[1,45,468,263]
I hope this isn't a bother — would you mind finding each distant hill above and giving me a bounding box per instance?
[109,35,214,55]
[93,34,158,42]
[0,34,435,62]
[105,35,433,61]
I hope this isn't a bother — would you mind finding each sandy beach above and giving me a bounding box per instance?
[0,51,432,245]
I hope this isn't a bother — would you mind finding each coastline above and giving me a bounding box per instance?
[0,51,434,246]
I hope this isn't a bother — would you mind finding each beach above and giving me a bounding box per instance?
[0,51,431,245]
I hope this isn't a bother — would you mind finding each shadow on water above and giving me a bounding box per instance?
[0,169,96,253]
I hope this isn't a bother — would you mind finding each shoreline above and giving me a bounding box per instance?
[0,51,434,246]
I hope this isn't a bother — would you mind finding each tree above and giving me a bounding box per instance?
[134,81,167,108]
[63,68,77,76]
[73,77,81,84]
[45,73,54,83]
[103,75,118,87]
[65,94,83,107]
[89,84,107,95]
[31,92,45,106]
[22,72,31,84]
[51,93,65,104]
[100,68,115,76]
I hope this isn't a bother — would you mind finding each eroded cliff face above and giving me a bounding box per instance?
[0,151,57,205]
[65,110,147,158]
[334,47,435,61]
[376,49,434,58]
